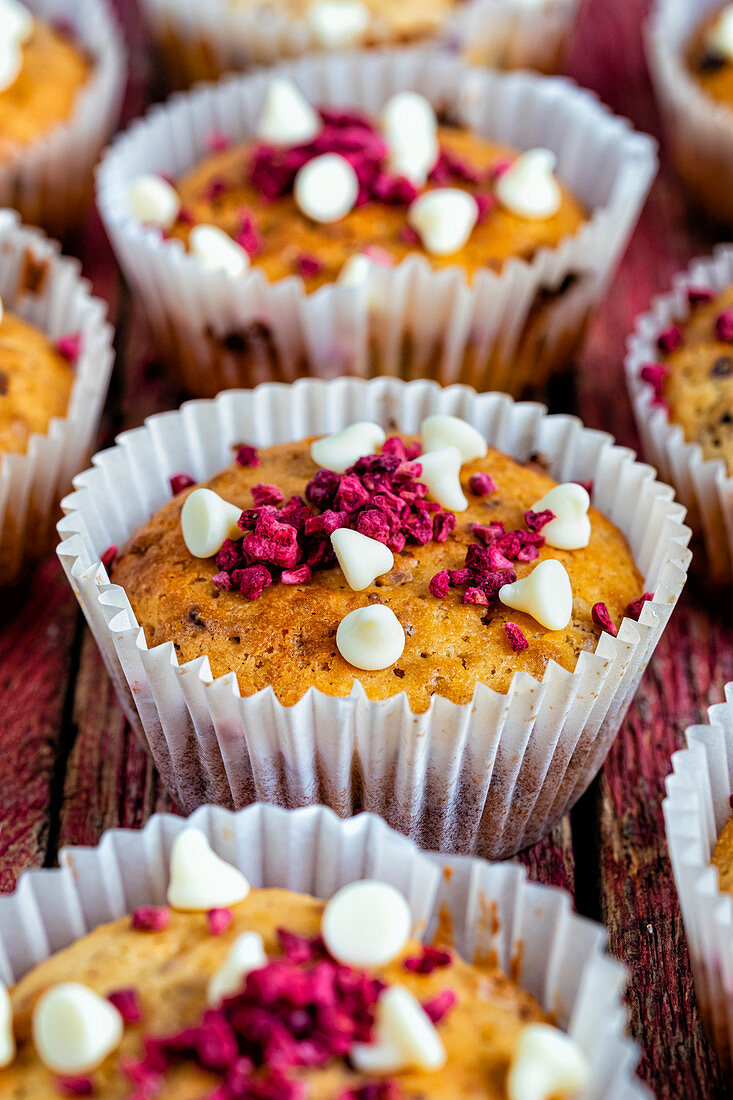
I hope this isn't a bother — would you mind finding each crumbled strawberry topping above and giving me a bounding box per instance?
[625,591,653,620]
[639,363,668,406]
[206,130,231,152]
[209,908,235,935]
[295,253,323,277]
[170,472,196,495]
[175,205,195,227]
[398,225,420,246]
[125,928,386,1097]
[429,570,451,599]
[715,310,733,342]
[57,1078,94,1096]
[422,989,457,1025]
[339,1084,402,1100]
[108,987,142,1023]
[657,325,683,352]
[524,508,555,532]
[233,210,261,257]
[403,945,452,974]
[490,157,513,179]
[591,601,617,637]
[212,448,454,598]
[56,332,82,362]
[504,622,529,651]
[469,472,497,496]
[131,906,170,932]
[101,544,117,568]
[687,286,714,305]
[203,176,228,202]
[236,445,260,467]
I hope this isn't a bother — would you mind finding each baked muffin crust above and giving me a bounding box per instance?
[0,310,75,457]
[112,437,643,712]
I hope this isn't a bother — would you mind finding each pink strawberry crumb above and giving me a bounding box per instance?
[687,286,714,305]
[504,623,528,651]
[57,1079,94,1096]
[429,570,451,599]
[101,545,117,568]
[657,325,683,352]
[235,445,260,467]
[422,988,457,1025]
[403,945,452,974]
[131,906,170,932]
[469,472,497,496]
[592,602,618,637]
[625,592,653,621]
[208,908,234,935]
[715,310,733,342]
[108,987,142,1023]
[56,333,82,362]
[170,472,196,495]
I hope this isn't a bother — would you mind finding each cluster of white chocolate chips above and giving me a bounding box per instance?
[178,414,593,673]
[0,0,32,93]
[127,74,563,274]
[0,827,590,1098]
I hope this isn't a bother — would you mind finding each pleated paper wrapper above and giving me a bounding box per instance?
[0,802,649,1098]
[6,0,126,237]
[647,0,733,228]
[57,378,690,859]
[625,245,733,587]
[96,50,656,399]
[664,684,733,1074]
[140,0,579,89]
[0,210,114,586]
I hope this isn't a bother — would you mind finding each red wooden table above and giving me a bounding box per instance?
[0,1,730,1096]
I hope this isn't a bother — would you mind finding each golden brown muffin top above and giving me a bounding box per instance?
[167,122,586,290]
[713,813,733,893]
[111,435,643,712]
[0,310,76,458]
[686,5,733,109]
[0,18,90,161]
[4,885,549,1098]
[226,0,458,42]
[646,284,733,472]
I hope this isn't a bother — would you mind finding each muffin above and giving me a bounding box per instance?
[664,683,733,1072]
[0,210,113,586]
[0,0,124,236]
[647,0,733,227]
[111,433,642,712]
[625,245,733,587]
[0,805,647,1098]
[58,378,690,859]
[140,0,579,91]
[97,51,656,399]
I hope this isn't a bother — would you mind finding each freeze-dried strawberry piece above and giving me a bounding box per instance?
[503,623,529,652]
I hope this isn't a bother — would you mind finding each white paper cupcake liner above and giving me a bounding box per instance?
[4,0,126,237]
[625,244,733,588]
[96,50,656,400]
[140,0,579,89]
[0,803,649,1099]
[664,683,733,1073]
[0,209,113,587]
[57,378,691,860]
[646,0,733,227]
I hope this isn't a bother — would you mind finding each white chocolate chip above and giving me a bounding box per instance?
[307,0,370,48]
[189,225,250,278]
[322,881,411,967]
[499,559,573,631]
[336,605,405,670]
[417,446,467,512]
[420,414,488,464]
[0,0,33,42]
[0,981,15,1068]
[0,35,21,93]
[207,932,267,1006]
[507,1023,590,1100]
[256,77,322,147]
[529,483,590,551]
[331,528,394,591]
[32,983,123,1075]
[495,149,562,220]
[310,422,386,472]
[181,487,243,559]
[381,92,437,143]
[708,5,733,62]
[388,132,440,187]
[294,153,359,224]
[407,188,479,257]
[382,92,439,185]
[128,174,180,230]
[352,986,446,1075]
[167,828,250,911]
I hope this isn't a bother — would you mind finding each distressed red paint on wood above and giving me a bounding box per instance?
[0,0,731,1096]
